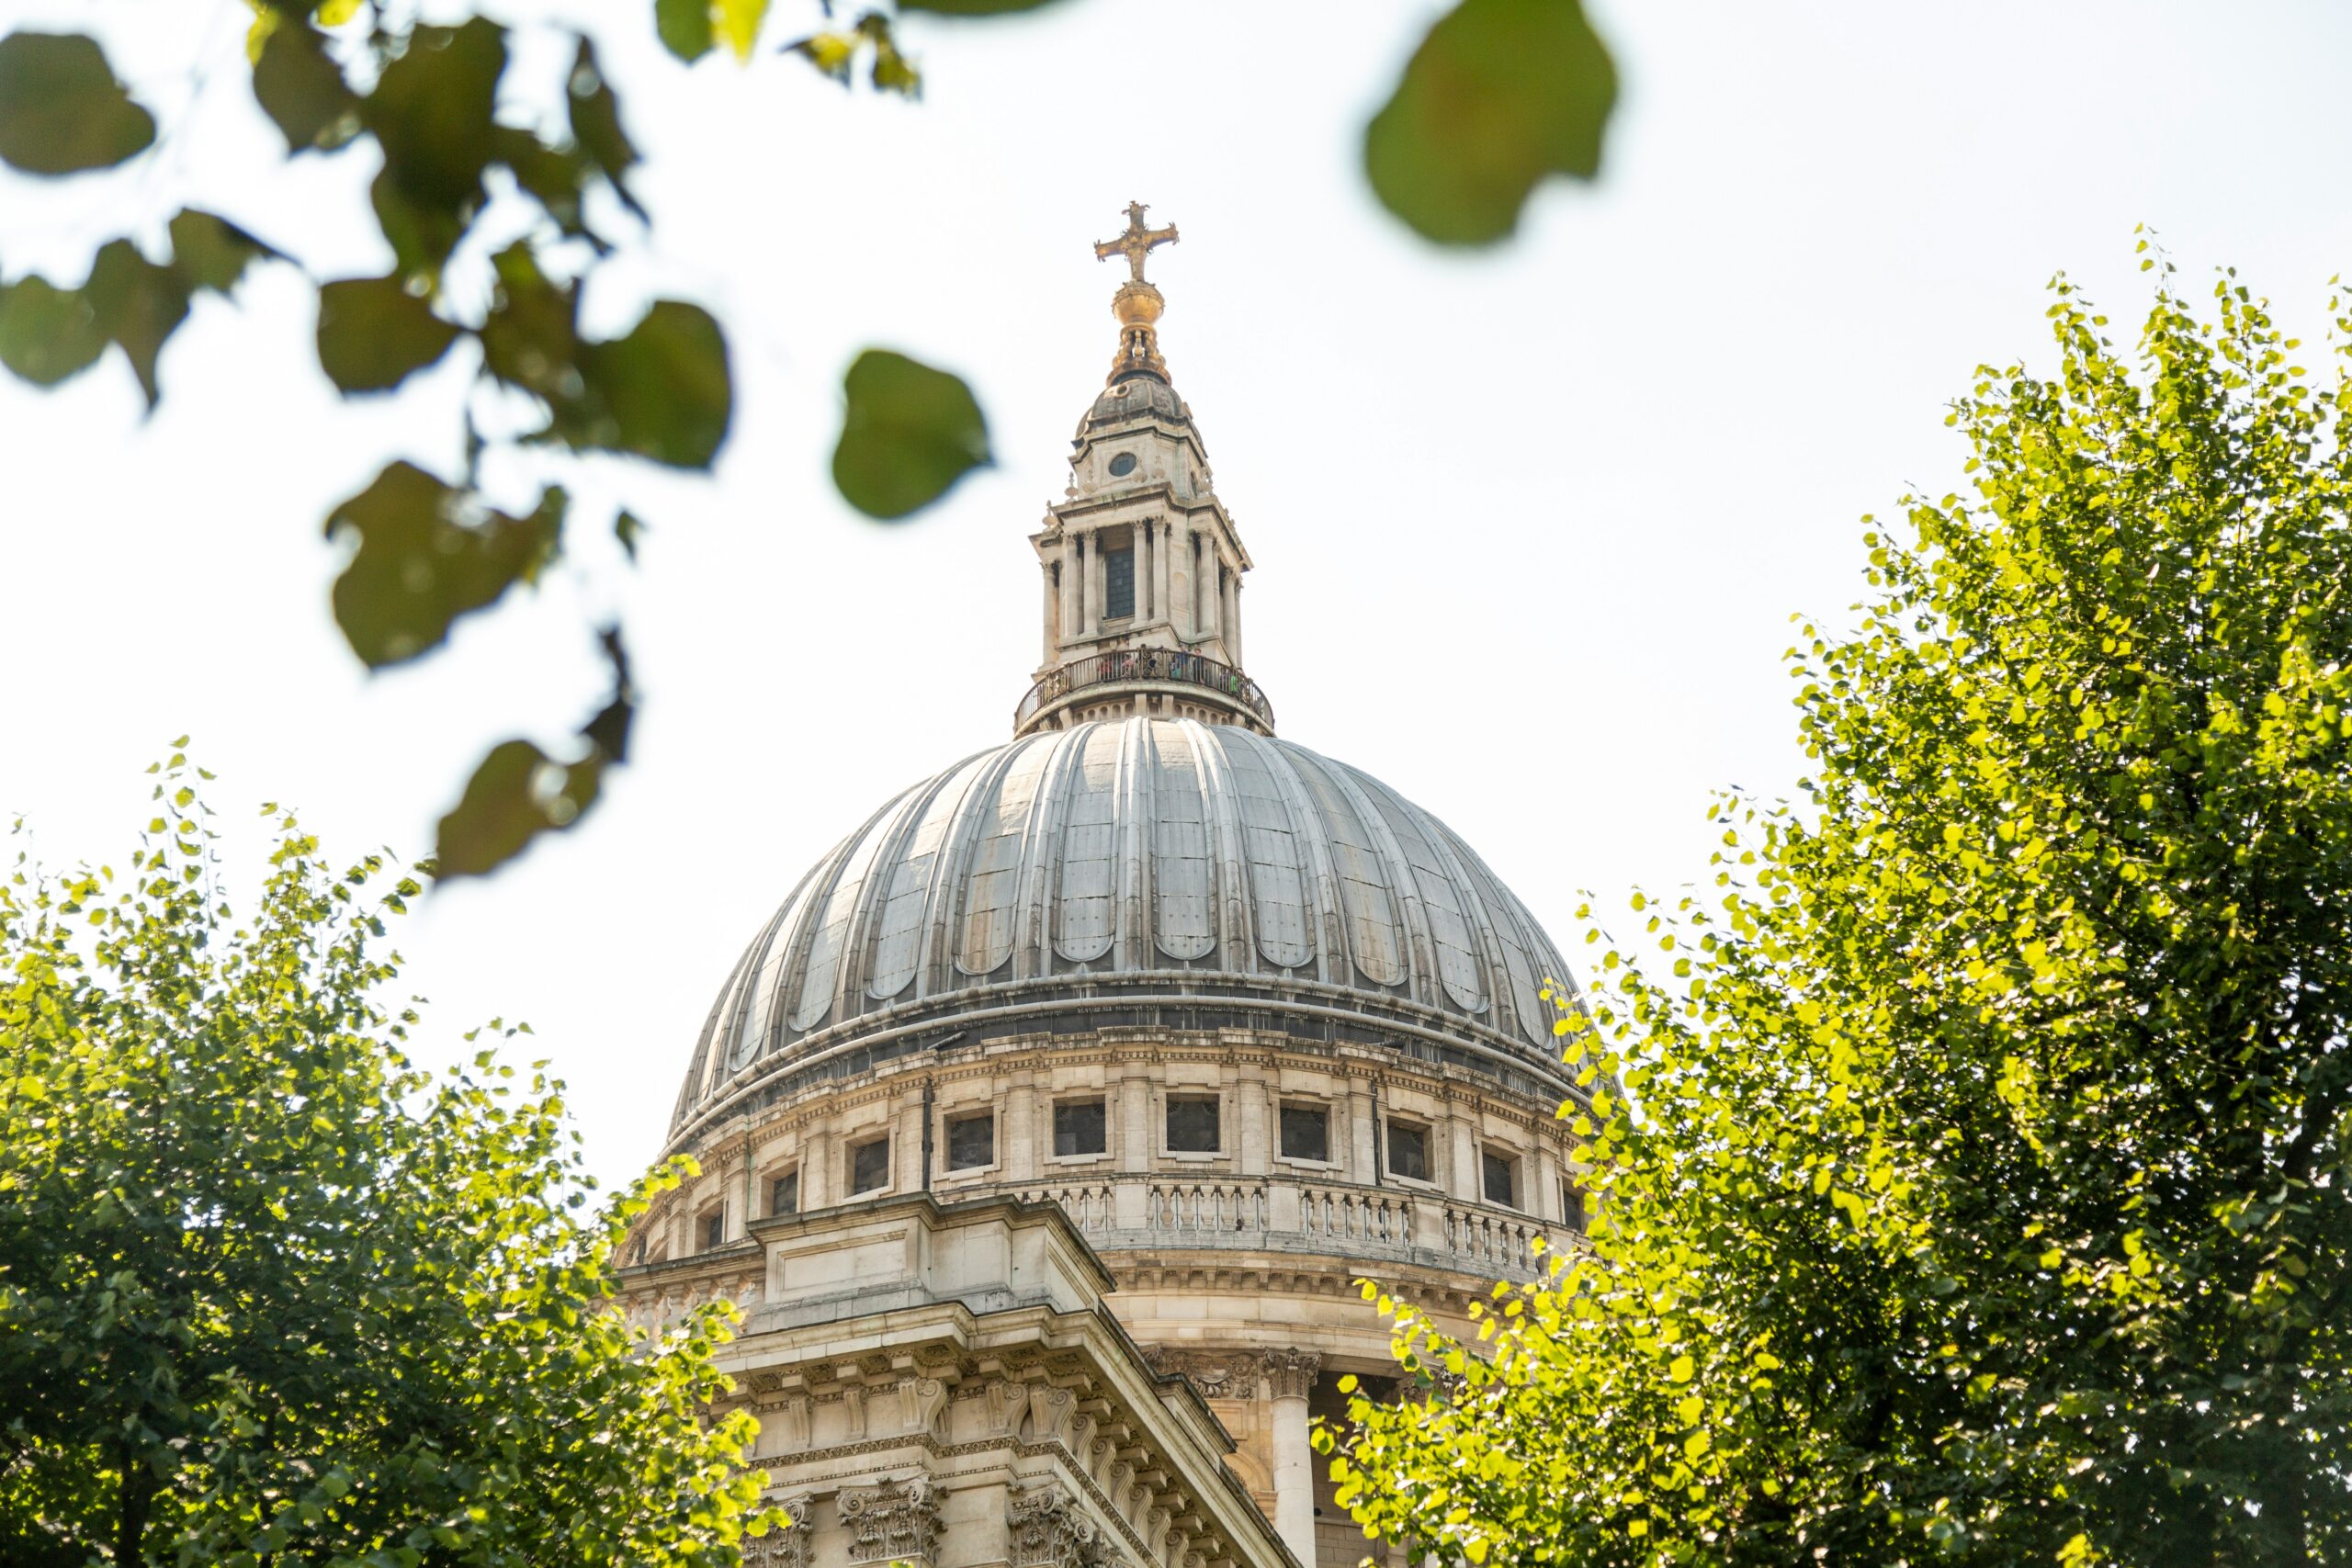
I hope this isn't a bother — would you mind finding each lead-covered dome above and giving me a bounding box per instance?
[670,717,1574,1138]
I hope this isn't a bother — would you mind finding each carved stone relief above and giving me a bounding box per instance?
[841,1478,943,1567]
[1009,1480,1102,1568]
[741,1503,815,1568]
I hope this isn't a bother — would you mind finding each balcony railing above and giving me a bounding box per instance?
[1015,648,1274,731]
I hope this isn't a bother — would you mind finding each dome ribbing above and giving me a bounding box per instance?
[670,717,1573,1137]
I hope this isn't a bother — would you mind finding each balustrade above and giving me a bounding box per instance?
[1010,1173,1549,1280]
[1298,1183,1411,1250]
[1444,1205,1545,1275]
[1146,1178,1269,1234]
[1020,1181,1116,1232]
[1014,649,1273,730]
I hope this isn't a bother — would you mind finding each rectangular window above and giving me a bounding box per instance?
[1562,1179,1585,1234]
[771,1170,798,1217]
[850,1137,890,1195]
[946,1111,995,1171]
[1387,1121,1430,1181]
[1104,547,1136,619]
[1166,1096,1220,1154]
[702,1212,725,1249]
[1482,1148,1518,1208]
[1055,1099,1107,1156]
[1279,1103,1330,1162]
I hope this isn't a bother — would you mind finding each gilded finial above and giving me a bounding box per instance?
[1092,203,1180,386]
[1093,201,1179,284]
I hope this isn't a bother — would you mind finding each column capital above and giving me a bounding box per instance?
[1263,1348,1321,1402]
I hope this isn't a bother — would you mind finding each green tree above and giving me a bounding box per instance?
[0,751,775,1567]
[0,0,1614,879]
[1320,257,2352,1565]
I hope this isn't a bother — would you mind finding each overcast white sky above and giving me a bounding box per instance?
[6,0,2349,1188]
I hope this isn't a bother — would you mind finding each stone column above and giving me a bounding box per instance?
[1156,520,1175,630]
[1226,573,1242,665]
[1057,544,1079,656]
[1348,1077,1377,1182]
[1139,521,1155,621]
[1006,1070,1039,1181]
[1200,542,1221,644]
[1077,536,1093,638]
[1041,560,1060,662]
[1266,1351,1321,1565]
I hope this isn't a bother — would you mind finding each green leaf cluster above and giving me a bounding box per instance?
[0,0,1625,878]
[1323,260,2352,1564]
[0,754,778,1566]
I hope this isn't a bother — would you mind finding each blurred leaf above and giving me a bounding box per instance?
[481,247,730,468]
[364,19,507,279]
[435,630,633,880]
[317,276,460,393]
[582,302,731,468]
[495,126,597,244]
[1364,0,1617,246]
[166,209,276,293]
[615,510,647,562]
[0,276,106,385]
[0,32,157,175]
[566,39,646,220]
[717,0,771,61]
[0,211,272,401]
[84,240,190,408]
[435,741,591,882]
[791,13,922,96]
[253,21,361,153]
[654,0,715,62]
[480,243,582,404]
[323,461,563,668]
[832,348,990,519]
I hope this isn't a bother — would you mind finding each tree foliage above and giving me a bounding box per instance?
[0,0,1618,880]
[0,752,774,1566]
[1321,258,2352,1565]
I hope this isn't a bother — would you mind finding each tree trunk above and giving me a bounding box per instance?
[114,1445,155,1568]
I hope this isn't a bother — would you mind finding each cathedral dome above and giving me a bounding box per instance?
[668,716,1573,1141]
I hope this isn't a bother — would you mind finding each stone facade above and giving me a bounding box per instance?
[635,1196,1295,1568]
[623,212,1589,1568]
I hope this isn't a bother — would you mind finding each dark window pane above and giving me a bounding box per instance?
[947,1113,994,1170]
[1166,1097,1219,1153]
[1104,547,1135,619]
[1387,1122,1429,1181]
[772,1171,797,1216]
[851,1138,889,1194]
[1562,1180,1585,1234]
[1482,1149,1516,1207]
[703,1213,724,1249]
[1055,1100,1107,1156]
[1280,1104,1329,1162]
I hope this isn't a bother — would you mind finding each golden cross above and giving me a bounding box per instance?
[1093,201,1179,285]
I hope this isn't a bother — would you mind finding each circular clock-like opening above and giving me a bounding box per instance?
[1107,452,1138,477]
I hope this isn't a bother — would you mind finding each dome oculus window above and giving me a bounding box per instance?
[1055,1098,1107,1156]
[946,1111,995,1171]
[1107,451,1138,477]
[1166,1095,1220,1154]
[849,1136,890,1195]
[1280,1102,1330,1163]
